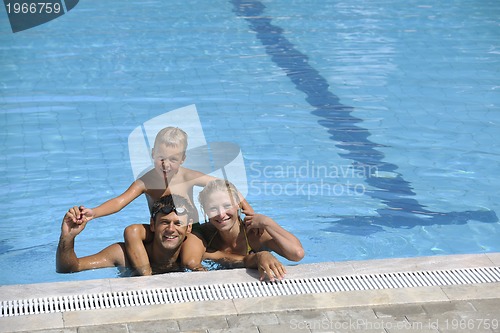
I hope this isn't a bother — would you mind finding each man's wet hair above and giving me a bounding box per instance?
[151,194,195,223]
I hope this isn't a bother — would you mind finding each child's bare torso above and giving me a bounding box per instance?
[140,167,196,212]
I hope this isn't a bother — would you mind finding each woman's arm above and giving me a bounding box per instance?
[203,250,247,268]
[243,251,286,281]
[244,213,305,262]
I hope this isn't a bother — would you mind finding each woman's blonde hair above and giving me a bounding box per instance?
[198,179,240,209]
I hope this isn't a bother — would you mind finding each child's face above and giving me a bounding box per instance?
[203,190,239,231]
[152,144,186,178]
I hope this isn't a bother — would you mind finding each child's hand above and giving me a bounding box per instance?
[77,206,95,224]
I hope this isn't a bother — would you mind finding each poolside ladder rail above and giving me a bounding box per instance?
[1,266,499,317]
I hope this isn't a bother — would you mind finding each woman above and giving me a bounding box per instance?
[185,179,304,281]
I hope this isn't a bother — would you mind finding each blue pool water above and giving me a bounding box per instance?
[1,0,499,285]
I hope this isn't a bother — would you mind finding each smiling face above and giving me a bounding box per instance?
[150,210,192,251]
[152,144,186,179]
[203,190,240,232]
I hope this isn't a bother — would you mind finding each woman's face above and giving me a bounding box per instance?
[203,190,239,231]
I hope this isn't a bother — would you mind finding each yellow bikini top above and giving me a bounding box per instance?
[207,221,254,254]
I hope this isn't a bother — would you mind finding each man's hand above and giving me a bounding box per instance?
[78,206,95,223]
[62,206,89,238]
[256,251,286,282]
[65,206,95,225]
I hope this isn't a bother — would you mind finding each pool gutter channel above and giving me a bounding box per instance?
[2,266,499,317]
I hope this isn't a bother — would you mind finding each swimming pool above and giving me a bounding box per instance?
[1,0,498,285]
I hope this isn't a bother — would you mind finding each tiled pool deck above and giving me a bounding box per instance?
[1,253,499,333]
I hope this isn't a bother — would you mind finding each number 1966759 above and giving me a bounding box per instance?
[6,2,62,14]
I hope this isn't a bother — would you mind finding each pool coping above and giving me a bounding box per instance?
[1,252,499,332]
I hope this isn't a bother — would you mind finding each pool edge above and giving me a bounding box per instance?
[1,252,499,332]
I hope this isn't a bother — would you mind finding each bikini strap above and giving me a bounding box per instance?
[242,224,254,254]
[207,230,218,249]
[208,222,254,254]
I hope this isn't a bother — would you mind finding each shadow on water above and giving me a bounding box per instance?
[0,240,13,255]
[230,0,498,235]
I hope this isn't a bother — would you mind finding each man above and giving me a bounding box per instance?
[56,194,194,275]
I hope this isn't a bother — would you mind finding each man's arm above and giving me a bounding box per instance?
[124,223,152,275]
[181,233,207,271]
[56,207,128,273]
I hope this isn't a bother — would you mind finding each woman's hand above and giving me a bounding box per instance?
[255,251,286,282]
[242,210,266,236]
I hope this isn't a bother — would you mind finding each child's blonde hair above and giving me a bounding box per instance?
[153,127,188,153]
[198,179,240,209]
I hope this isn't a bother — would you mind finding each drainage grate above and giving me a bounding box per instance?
[1,266,499,317]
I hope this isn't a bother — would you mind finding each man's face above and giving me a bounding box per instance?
[152,144,186,178]
[151,210,191,251]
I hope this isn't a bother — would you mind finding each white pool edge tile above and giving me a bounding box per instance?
[0,253,498,333]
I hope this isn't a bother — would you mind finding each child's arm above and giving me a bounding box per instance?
[244,213,305,262]
[79,180,146,223]
[124,223,153,276]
